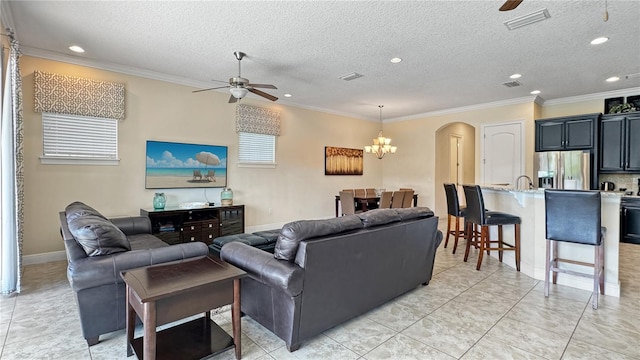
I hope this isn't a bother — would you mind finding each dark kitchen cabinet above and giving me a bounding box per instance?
[535,113,599,152]
[599,113,640,173]
[621,197,640,244]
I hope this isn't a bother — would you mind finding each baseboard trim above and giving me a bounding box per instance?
[23,251,67,265]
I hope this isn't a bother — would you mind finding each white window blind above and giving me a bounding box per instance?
[238,132,276,167]
[41,112,119,165]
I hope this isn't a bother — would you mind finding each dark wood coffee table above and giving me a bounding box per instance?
[121,256,246,360]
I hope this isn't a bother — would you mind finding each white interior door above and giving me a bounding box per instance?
[481,122,523,186]
[449,135,463,193]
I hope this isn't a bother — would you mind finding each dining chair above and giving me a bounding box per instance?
[463,185,521,271]
[339,191,361,216]
[390,191,405,208]
[399,188,413,191]
[544,189,605,309]
[365,188,376,196]
[341,189,355,194]
[354,189,366,197]
[378,191,393,209]
[401,190,414,208]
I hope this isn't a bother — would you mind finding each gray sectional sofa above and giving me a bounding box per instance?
[59,201,209,346]
[220,207,442,352]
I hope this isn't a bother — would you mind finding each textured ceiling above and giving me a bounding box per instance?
[3,0,640,121]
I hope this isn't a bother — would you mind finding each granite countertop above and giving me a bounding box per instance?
[481,185,638,198]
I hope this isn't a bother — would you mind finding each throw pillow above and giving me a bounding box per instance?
[65,201,108,222]
[274,215,363,261]
[67,215,131,256]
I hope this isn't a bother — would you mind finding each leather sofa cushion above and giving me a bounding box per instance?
[394,207,434,221]
[357,209,402,228]
[214,233,274,247]
[274,215,363,261]
[67,215,131,256]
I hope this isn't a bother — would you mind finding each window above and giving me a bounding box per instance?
[238,132,276,168]
[41,112,119,165]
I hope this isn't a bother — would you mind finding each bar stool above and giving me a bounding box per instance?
[443,183,466,252]
[462,185,521,271]
[544,189,605,309]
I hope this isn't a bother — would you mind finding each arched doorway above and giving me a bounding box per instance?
[434,122,476,216]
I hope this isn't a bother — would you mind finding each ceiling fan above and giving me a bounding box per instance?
[499,0,523,11]
[193,51,278,103]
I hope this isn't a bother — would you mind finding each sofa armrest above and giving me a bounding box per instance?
[220,242,303,297]
[109,216,152,236]
[67,242,209,292]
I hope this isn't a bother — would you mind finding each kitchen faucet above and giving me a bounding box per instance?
[515,175,534,190]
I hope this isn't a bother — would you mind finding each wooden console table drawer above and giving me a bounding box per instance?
[181,221,202,242]
[141,205,244,246]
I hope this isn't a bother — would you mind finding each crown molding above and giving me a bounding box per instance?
[19,47,640,124]
[542,87,640,106]
[386,96,538,123]
[20,46,214,90]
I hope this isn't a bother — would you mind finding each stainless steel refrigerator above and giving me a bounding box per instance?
[534,150,591,190]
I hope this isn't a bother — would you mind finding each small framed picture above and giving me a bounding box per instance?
[604,97,624,114]
[626,95,640,110]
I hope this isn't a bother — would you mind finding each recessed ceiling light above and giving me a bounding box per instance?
[510,74,522,79]
[69,45,85,53]
[530,90,541,95]
[284,93,292,97]
[390,57,402,63]
[590,37,609,45]
[606,76,620,82]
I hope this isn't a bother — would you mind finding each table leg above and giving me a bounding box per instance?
[143,301,157,360]
[335,198,339,217]
[232,279,242,359]
[126,286,135,357]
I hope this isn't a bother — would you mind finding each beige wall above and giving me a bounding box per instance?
[20,56,382,256]
[18,55,640,258]
[382,102,536,216]
[434,122,475,214]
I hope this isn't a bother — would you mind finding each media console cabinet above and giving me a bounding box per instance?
[141,205,244,246]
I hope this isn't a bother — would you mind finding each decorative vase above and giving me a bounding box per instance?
[153,192,166,209]
[221,188,233,206]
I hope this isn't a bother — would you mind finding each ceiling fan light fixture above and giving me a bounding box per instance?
[229,87,249,99]
[504,8,551,30]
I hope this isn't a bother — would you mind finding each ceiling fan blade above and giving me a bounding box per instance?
[248,88,278,102]
[248,83,277,89]
[499,0,523,11]
[228,95,238,103]
[192,86,229,93]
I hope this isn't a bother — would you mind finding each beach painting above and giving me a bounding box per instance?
[145,140,228,189]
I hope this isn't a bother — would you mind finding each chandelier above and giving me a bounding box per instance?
[364,105,397,159]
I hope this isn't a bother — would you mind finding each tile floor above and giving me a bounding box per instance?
[1,220,639,359]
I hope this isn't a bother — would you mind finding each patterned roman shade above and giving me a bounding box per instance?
[33,71,125,120]
[236,104,280,136]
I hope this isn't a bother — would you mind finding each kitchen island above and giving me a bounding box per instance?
[480,187,621,297]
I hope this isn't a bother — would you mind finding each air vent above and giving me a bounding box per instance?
[504,8,551,30]
[502,81,522,88]
[339,72,364,81]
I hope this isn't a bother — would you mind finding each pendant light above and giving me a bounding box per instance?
[364,105,397,159]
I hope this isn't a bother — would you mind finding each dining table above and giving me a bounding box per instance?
[334,193,419,217]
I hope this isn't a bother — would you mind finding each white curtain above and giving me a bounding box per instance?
[1,33,24,295]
